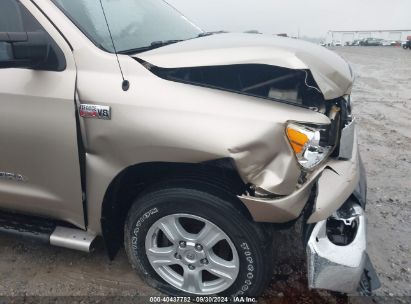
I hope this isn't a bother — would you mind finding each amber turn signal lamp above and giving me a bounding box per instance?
[286,127,309,154]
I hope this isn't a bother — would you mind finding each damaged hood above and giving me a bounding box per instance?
[134,33,353,100]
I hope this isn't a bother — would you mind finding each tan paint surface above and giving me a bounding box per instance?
[72,50,330,233]
[239,183,314,223]
[0,0,84,227]
[0,0,358,234]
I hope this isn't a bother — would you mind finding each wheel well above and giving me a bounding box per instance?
[101,158,249,259]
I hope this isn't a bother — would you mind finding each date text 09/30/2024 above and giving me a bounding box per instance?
[149,296,257,303]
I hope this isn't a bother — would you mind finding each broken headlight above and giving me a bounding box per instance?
[286,123,333,170]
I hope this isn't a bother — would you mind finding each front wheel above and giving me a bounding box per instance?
[124,185,274,297]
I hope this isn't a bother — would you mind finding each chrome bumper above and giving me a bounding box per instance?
[306,201,379,293]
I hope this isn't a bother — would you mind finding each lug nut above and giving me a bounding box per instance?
[195,244,203,251]
[200,258,209,265]
[174,253,182,260]
[188,264,195,270]
[179,241,186,248]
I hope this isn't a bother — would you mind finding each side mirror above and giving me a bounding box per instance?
[0,31,50,69]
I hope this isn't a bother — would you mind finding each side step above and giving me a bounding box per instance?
[0,211,96,252]
[50,226,96,252]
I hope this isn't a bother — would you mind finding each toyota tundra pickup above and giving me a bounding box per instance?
[0,0,380,298]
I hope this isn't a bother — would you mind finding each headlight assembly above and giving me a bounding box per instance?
[286,123,333,170]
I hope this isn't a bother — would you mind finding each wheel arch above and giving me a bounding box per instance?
[101,158,250,259]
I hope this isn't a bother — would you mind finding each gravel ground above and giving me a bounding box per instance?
[338,46,411,298]
[0,47,410,303]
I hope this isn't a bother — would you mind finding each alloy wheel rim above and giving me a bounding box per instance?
[145,213,240,295]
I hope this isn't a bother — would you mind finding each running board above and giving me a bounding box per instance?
[0,211,96,252]
[50,226,96,252]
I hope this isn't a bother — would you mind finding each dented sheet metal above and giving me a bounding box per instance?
[68,45,332,232]
[62,27,353,231]
[239,125,360,224]
[239,182,314,223]
[135,33,354,100]
[308,128,360,223]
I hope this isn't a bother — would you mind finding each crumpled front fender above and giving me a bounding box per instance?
[239,121,363,225]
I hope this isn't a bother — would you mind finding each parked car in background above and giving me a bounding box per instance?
[382,40,401,46]
[403,36,411,49]
[352,40,360,46]
[360,38,383,46]
[334,40,342,46]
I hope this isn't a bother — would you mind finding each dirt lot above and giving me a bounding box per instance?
[338,46,411,297]
[0,47,410,303]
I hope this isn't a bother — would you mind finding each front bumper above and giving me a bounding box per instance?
[306,200,380,293]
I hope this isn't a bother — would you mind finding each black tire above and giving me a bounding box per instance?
[124,183,274,297]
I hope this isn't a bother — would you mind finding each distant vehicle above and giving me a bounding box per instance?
[382,40,401,47]
[360,38,383,46]
[349,40,361,46]
[403,40,411,49]
[334,41,342,46]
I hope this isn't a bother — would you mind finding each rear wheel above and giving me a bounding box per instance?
[124,185,274,297]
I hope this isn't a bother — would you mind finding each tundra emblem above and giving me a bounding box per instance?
[79,104,111,120]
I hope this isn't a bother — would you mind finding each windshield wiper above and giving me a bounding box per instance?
[119,32,226,55]
[119,39,184,55]
[196,31,227,38]
[151,39,184,47]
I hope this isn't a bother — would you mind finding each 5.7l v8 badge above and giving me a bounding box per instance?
[79,104,111,120]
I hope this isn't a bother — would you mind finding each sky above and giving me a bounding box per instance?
[166,0,411,38]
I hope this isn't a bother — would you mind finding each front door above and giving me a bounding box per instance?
[0,0,84,228]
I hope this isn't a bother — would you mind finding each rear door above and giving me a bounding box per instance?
[0,0,84,228]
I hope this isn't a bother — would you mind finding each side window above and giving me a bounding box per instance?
[0,0,45,32]
[0,0,22,61]
[0,0,24,32]
[0,0,66,70]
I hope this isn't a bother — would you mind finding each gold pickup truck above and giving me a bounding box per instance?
[0,0,379,298]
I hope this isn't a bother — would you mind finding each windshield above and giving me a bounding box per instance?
[52,0,202,53]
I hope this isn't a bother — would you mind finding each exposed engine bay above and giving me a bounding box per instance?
[137,60,328,112]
